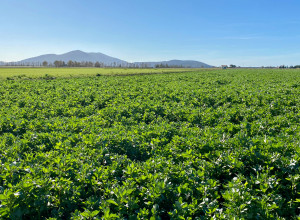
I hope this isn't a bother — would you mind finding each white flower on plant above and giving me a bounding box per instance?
[14,192,21,196]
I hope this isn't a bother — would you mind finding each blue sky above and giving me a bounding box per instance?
[1,0,300,66]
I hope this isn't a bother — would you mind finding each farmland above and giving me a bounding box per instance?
[0,67,200,80]
[0,68,300,219]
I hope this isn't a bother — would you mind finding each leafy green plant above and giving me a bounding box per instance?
[1,69,300,218]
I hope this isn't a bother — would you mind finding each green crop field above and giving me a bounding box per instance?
[0,67,202,80]
[0,69,300,219]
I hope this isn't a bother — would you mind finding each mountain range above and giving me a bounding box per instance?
[0,50,213,68]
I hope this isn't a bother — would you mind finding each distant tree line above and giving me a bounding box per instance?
[1,61,132,68]
[154,63,188,68]
[43,61,154,68]
[3,61,300,69]
[46,60,126,68]
[1,62,45,67]
[286,65,300,69]
[1,60,201,68]
[42,61,191,68]
[273,65,300,69]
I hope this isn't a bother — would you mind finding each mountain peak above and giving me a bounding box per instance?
[64,50,86,55]
[68,50,85,53]
[18,50,127,65]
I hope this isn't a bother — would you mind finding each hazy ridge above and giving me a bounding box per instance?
[0,50,213,68]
